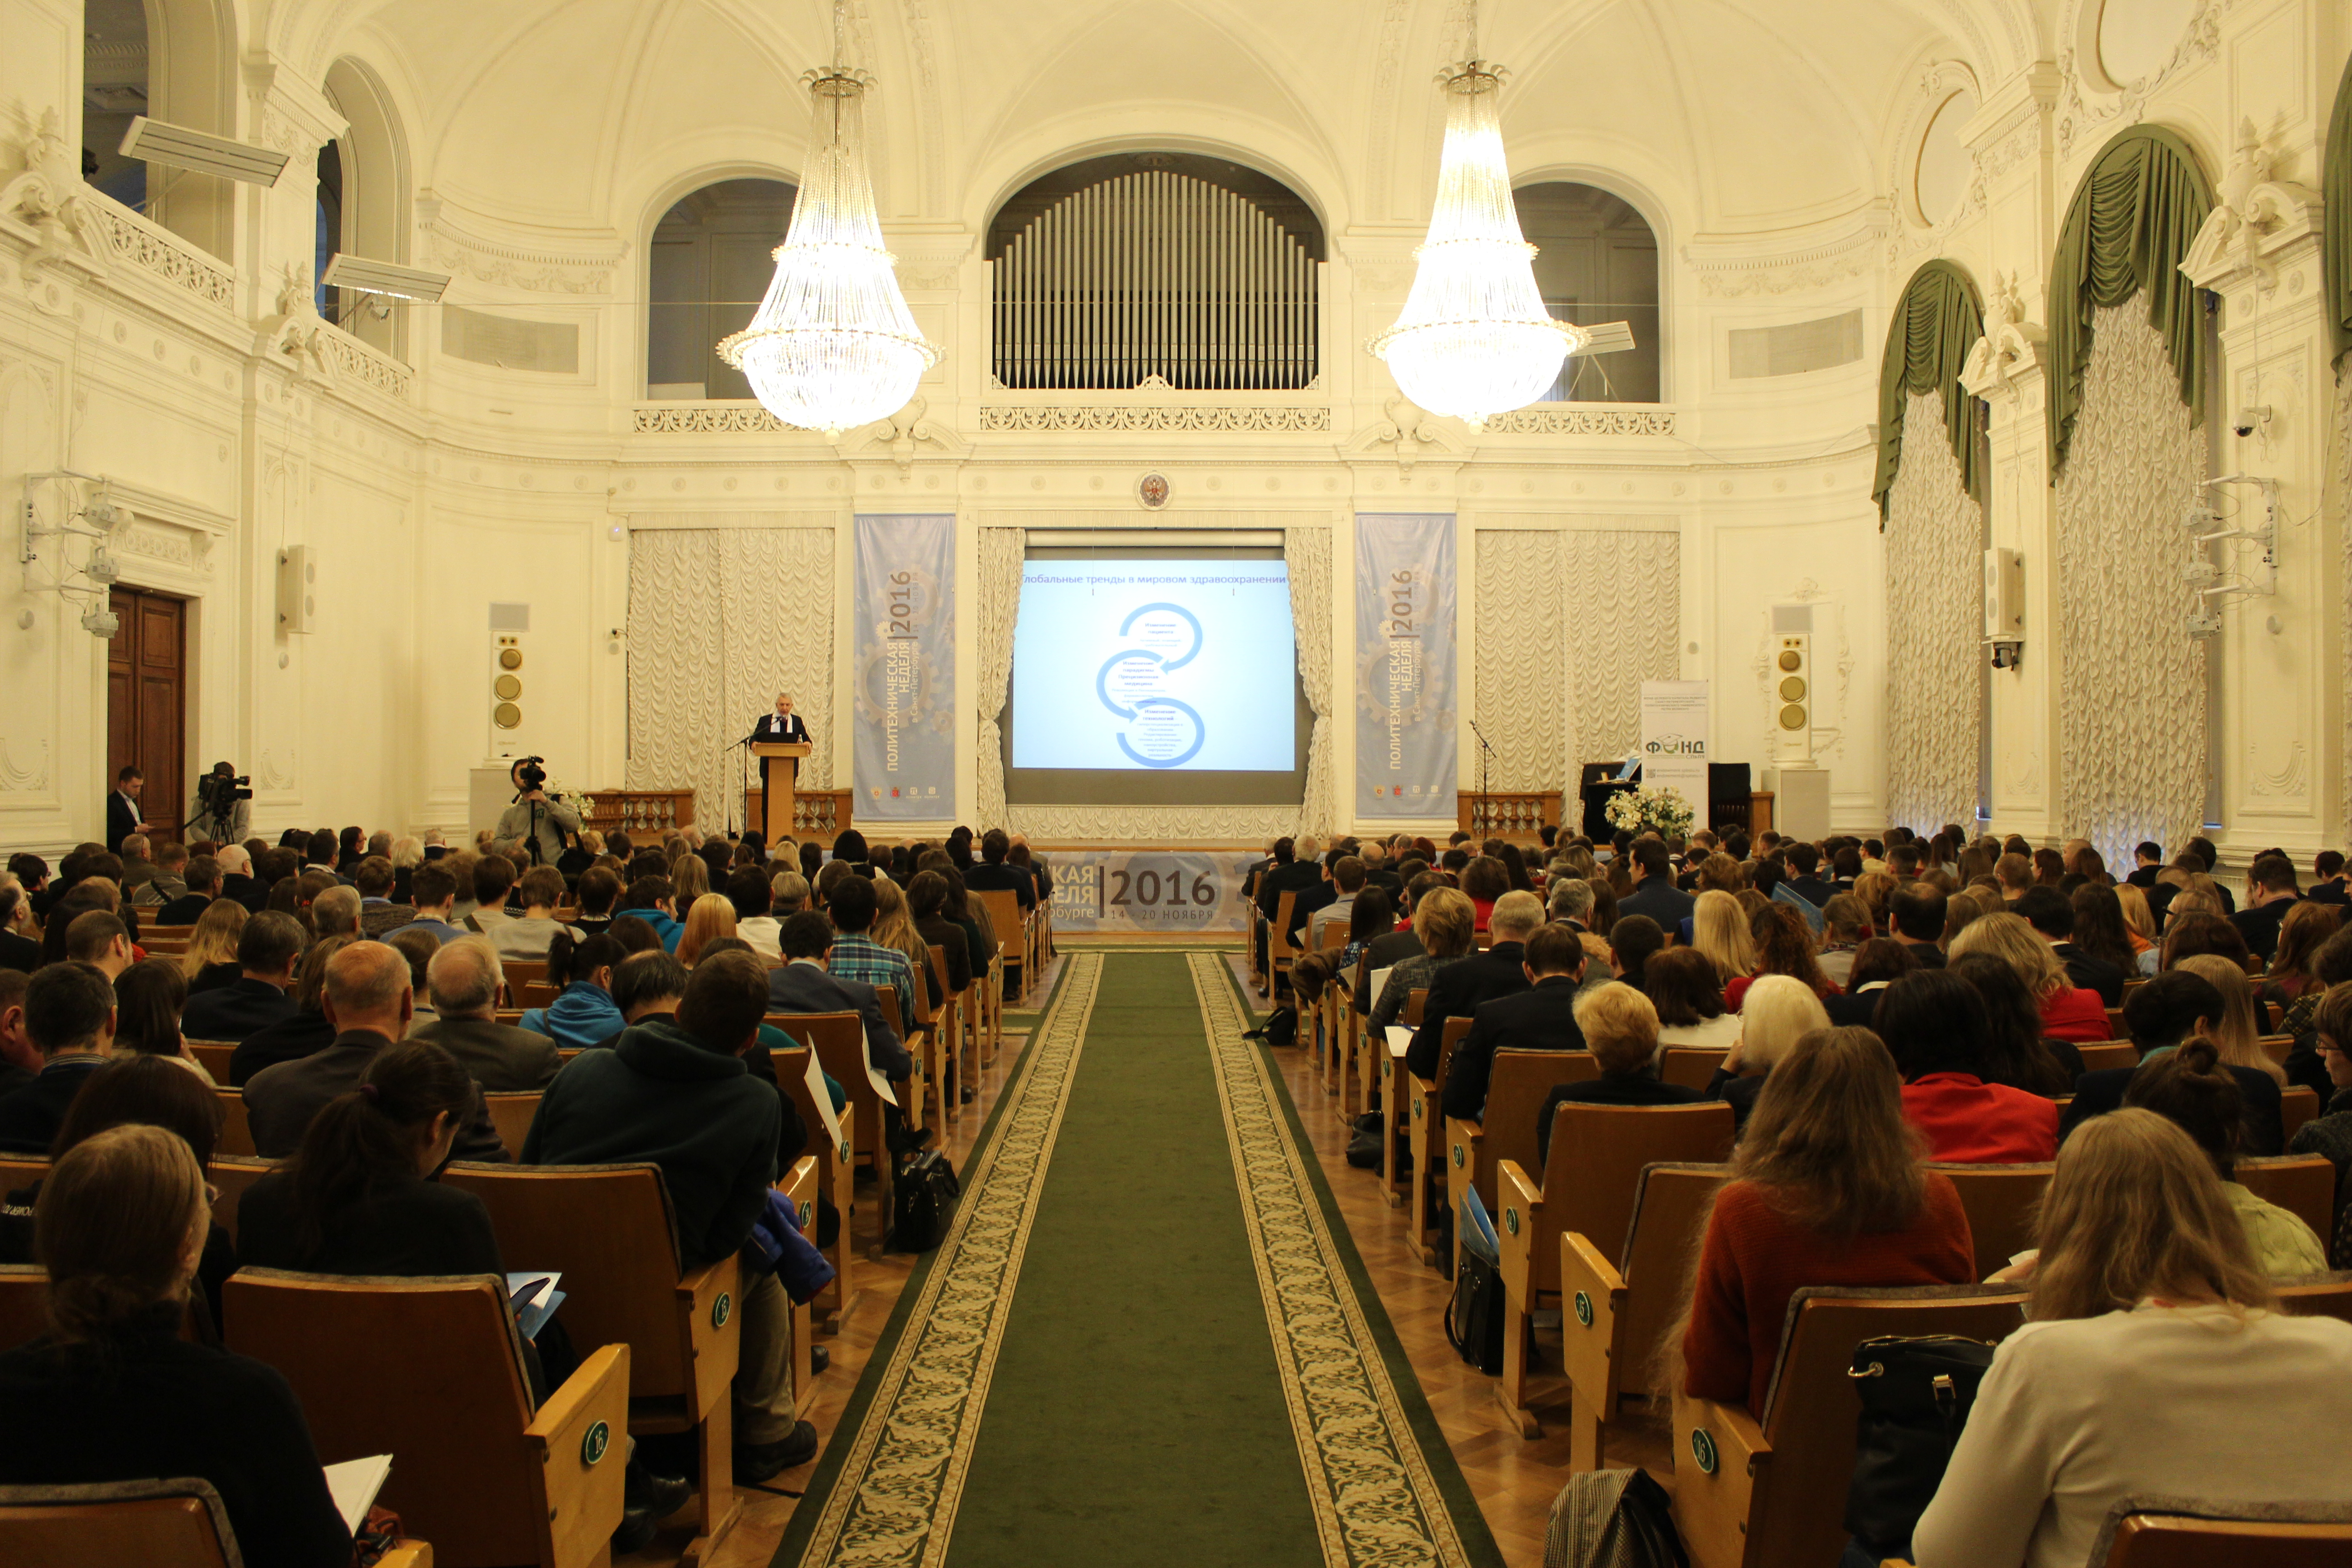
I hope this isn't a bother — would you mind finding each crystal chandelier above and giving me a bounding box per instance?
[720,13,936,437]
[1369,30,1583,430]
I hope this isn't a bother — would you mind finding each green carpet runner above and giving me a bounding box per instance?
[774,951,1502,1568]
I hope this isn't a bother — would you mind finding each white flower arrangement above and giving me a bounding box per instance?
[1604,783,1697,840]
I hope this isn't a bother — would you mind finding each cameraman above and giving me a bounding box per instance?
[190,760,251,843]
[496,758,580,868]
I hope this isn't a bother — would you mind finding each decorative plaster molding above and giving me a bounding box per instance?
[0,737,51,792]
[88,201,237,310]
[978,405,1331,433]
[1480,407,1676,437]
[1681,211,1891,297]
[2180,123,2320,294]
[416,193,626,295]
[2247,739,2308,802]
[113,519,215,576]
[2056,0,2230,158]
[635,404,794,435]
[1960,270,2049,400]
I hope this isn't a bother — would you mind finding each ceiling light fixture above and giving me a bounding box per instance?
[1369,4,1583,430]
[118,116,290,187]
[320,253,451,303]
[720,2,937,437]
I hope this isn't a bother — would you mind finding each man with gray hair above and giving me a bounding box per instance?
[409,935,562,1091]
[1544,878,1611,995]
[310,885,363,940]
[244,940,511,1162]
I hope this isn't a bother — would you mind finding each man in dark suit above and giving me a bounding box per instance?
[2014,887,2123,1005]
[104,766,150,855]
[964,828,1037,912]
[157,855,223,926]
[1442,923,1588,1120]
[766,911,924,1159]
[1616,842,1695,928]
[408,938,563,1091]
[181,911,304,1044]
[1783,842,1838,911]
[1532,983,1703,1165]
[2230,854,2303,965]
[2310,851,2350,906]
[0,885,41,975]
[0,964,116,1154]
[241,942,509,1162]
[1405,891,1544,1079]
[2126,841,2164,889]
[1359,842,1404,900]
[1887,883,1948,969]
[749,692,811,745]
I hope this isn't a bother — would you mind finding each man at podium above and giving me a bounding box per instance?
[750,692,810,745]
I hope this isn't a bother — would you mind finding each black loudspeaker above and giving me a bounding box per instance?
[1707,763,1752,837]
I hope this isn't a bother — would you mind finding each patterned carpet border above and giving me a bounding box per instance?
[774,953,1104,1568]
[1187,953,1482,1568]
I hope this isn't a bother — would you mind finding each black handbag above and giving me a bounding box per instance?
[1445,1191,1506,1374]
[1842,1333,1998,1557]
[887,1150,961,1253]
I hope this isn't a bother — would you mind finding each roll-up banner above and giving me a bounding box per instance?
[1354,514,1458,818]
[1639,679,1710,804]
[853,514,956,820]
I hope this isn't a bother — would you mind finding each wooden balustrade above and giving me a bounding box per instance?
[1457,792,1562,842]
[582,789,694,836]
[748,789,853,839]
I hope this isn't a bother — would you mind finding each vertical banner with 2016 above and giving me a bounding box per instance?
[853,514,956,821]
[1354,513,1458,818]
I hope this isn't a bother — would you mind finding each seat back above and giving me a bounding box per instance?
[1611,1162,1730,1398]
[0,1156,44,1192]
[1740,1286,2029,1566]
[972,889,1025,968]
[2280,1087,2321,1145]
[215,1089,252,1158]
[1539,1103,1735,1273]
[0,1479,236,1568]
[520,982,561,1009]
[2276,1271,2352,1325]
[1659,1046,1729,1091]
[2097,1500,2352,1568]
[1478,1051,1594,1205]
[225,1269,545,1565]
[439,1162,689,1397]
[206,1155,273,1243]
[1406,988,1427,1028]
[2235,1154,2336,1239]
[1928,1162,2055,1279]
[775,1011,878,1125]
[0,1263,47,1353]
[185,1040,236,1080]
[2076,1042,2140,1073]
[503,959,549,996]
[482,1093,540,1160]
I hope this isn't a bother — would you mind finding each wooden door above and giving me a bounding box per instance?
[106,586,187,843]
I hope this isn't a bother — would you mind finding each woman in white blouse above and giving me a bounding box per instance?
[1913,1109,2352,1568]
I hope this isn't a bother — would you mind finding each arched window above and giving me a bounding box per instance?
[647,179,798,401]
[82,0,153,208]
[1515,182,1661,402]
[986,153,1324,391]
[82,0,238,257]
[318,59,409,358]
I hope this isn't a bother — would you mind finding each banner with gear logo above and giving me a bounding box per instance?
[1353,513,1457,818]
[853,514,956,820]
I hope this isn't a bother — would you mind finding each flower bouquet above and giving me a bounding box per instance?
[1604,783,1697,840]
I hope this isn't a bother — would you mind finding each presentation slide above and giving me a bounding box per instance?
[1010,558,1295,773]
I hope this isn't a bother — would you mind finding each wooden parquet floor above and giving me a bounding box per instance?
[640,943,1658,1568]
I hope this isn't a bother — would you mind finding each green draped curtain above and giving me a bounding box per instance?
[2324,47,2352,364]
[1872,259,1987,524]
[2046,125,2215,476]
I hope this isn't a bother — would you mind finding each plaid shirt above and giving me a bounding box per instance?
[828,932,918,1011]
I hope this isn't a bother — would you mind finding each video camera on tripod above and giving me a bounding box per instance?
[196,770,251,813]
[510,755,548,801]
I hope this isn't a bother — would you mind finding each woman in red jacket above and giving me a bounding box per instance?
[1677,1025,1978,1416]
[1877,969,2060,1161]
[1950,911,2111,1042]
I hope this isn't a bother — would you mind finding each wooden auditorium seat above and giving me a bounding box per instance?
[0,1478,432,1568]
[2277,1272,2352,1324]
[2091,1499,2352,1568]
[2074,1042,2140,1073]
[775,1155,820,1400]
[0,1263,46,1353]
[769,1045,853,1329]
[482,1093,541,1161]
[971,889,1031,1002]
[1659,1046,1729,1091]
[1405,1017,1473,1267]
[873,985,931,1133]
[2234,1154,2335,1239]
[775,1010,895,1260]
[214,1090,253,1159]
[1445,1049,1597,1278]
[184,1040,237,1081]
[1928,1161,2054,1280]
[226,1269,626,1568]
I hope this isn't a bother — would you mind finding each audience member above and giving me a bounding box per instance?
[2262,900,2339,1008]
[1814,894,1867,986]
[677,893,739,965]
[182,909,304,1049]
[244,942,507,1163]
[178,899,248,998]
[1679,1025,1976,1416]
[519,931,628,1050]
[490,867,577,961]
[309,885,363,941]
[2231,853,2304,964]
[2065,970,2285,1155]
[1442,923,1588,1121]
[768,911,919,1153]
[2012,886,2122,1006]
[2288,983,2352,1263]
[1822,937,1916,1029]
[0,965,118,1153]
[1914,1110,2352,1568]
[1730,902,1837,1009]
[391,862,465,946]
[523,950,817,1478]
[906,873,974,997]
[1369,887,1473,1033]
[1947,952,2081,1090]
[410,937,562,1090]
[0,1124,353,1567]
[729,867,781,959]
[1705,973,1830,1130]
[154,854,220,925]
[0,970,34,1097]
[1607,912,1666,989]
[1403,890,1540,1078]
[1646,946,1741,1053]
[64,910,133,980]
[2121,1043,2324,1276]
[1531,984,1702,1165]
[1948,912,2109,1042]
[822,875,919,1017]
[615,875,683,953]
[1690,890,1756,991]
[1876,970,2058,1161]
[108,958,207,1082]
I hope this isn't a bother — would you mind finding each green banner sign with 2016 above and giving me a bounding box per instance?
[1047,850,1265,935]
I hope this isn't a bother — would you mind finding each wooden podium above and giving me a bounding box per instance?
[750,742,811,841]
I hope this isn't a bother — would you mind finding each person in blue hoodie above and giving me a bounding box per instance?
[612,875,683,955]
[519,931,627,1049]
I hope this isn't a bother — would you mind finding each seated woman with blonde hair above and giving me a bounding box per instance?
[1914,1110,2352,1568]
[1948,911,2109,1042]
[0,1124,353,1567]
[1705,973,1830,1130]
[1530,984,1702,1165]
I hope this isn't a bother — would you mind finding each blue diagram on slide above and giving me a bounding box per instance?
[1096,602,1207,767]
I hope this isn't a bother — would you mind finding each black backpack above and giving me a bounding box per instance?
[1244,1006,1298,1047]
[887,1150,961,1252]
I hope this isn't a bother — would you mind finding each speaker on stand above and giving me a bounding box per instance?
[1767,604,1830,839]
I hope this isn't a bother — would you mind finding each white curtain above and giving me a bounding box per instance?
[1883,389,1984,832]
[1472,525,1677,792]
[1285,522,1335,836]
[626,520,836,833]
[2054,294,2209,865]
[975,525,1025,825]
